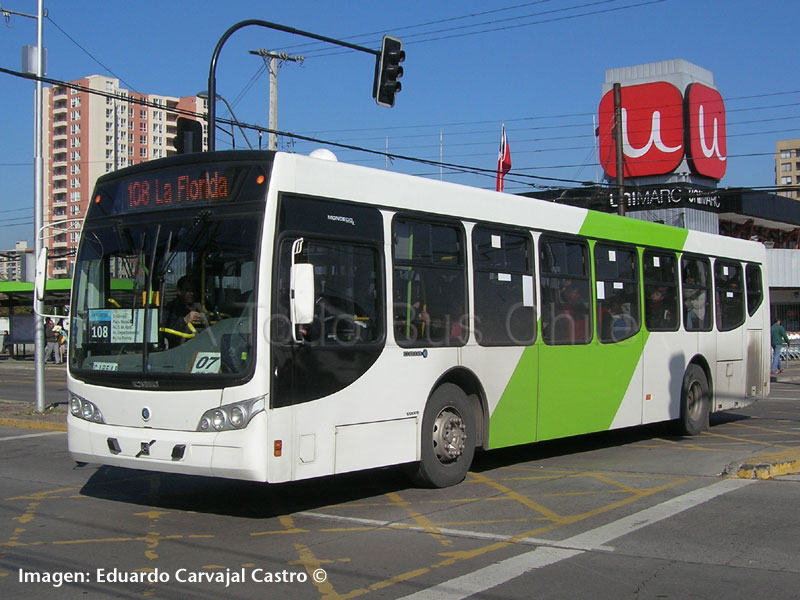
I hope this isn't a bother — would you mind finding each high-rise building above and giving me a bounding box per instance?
[775,138,800,199]
[43,75,206,277]
[0,241,33,282]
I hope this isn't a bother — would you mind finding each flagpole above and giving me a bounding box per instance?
[496,122,511,192]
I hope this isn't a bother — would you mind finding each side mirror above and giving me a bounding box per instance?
[34,247,48,302]
[290,263,315,341]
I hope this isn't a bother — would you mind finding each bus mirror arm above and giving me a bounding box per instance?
[290,263,315,343]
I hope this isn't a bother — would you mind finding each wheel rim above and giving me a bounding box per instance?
[686,380,704,420]
[432,407,467,464]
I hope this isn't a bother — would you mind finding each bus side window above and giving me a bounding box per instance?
[643,250,679,332]
[472,227,535,346]
[392,217,467,347]
[539,236,591,345]
[745,263,763,317]
[681,255,712,332]
[715,260,745,332]
[595,243,640,343]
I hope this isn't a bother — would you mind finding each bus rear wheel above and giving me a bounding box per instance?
[678,364,710,436]
[410,383,475,488]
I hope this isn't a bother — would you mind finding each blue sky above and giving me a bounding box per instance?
[1,0,799,250]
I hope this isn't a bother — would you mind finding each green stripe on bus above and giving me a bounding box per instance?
[489,332,649,448]
[488,211,688,448]
[578,211,689,249]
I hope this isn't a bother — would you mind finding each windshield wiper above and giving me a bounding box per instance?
[157,210,212,280]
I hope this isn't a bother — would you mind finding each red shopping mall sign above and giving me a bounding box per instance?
[598,81,727,180]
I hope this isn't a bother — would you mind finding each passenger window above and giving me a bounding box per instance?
[715,260,745,332]
[540,236,591,345]
[472,228,535,346]
[643,250,679,331]
[595,244,640,343]
[681,256,713,332]
[745,264,763,317]
[393,218,467,347]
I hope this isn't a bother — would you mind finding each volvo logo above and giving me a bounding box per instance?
[141,407,151,422]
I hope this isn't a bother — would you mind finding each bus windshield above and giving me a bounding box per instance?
[69,210,261,384]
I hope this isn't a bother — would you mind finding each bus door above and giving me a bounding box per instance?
[713,259,745,409]
[744,264,766,399]
[271,236,384,409]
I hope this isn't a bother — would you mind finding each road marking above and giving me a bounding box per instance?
[395,478,753,600]
[300,512,615,552]
[0,431,65,442]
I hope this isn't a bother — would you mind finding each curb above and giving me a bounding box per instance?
[0,417,66,432]
[722,449,800,480]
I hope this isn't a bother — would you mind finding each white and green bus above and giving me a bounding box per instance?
[67,150,770,488]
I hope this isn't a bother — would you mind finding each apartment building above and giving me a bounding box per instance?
[776,138,800,199]
[0,241,33,282]
[43,75,206,277]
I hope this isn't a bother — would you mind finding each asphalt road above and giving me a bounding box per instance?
[1,363,799,599]
[0,358,68,409]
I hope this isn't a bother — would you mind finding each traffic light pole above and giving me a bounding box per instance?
[207,19,380,152]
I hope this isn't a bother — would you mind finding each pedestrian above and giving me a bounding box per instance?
[771,318,791,374]
[44,317,60,364]
[0,330,8,358]
[56,319,68,363]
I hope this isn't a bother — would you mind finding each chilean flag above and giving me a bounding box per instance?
[496,123,511,191]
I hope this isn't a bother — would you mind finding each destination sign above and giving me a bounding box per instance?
[126,171,230,209]
[89,161,269,218]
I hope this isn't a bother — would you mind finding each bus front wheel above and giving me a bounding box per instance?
[410,383,476,488]
[678,364,710,436]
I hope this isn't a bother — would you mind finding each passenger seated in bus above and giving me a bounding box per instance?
[684,289,707,329]
[161,276,208,347]
[394,299,430,343]
[600,299,633,342]
[552,280,590,344]
[646,286,676,329]
[682,269,707,330]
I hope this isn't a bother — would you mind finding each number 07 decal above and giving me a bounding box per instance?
[191,352,222,373]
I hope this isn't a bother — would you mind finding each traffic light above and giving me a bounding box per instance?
[373,35,405,108]
[174,117,204,154]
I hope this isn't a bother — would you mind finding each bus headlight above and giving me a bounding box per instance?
[230,406,245,428]
[196,396,265,432]
[69,393,106,424]
[211,410,226,431]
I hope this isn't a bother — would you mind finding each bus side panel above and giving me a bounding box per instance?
[286,347,458,481]
[641,333,695,423]
[535,332,645,442]
[481,346,538,449]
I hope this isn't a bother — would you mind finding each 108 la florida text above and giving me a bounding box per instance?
[19,566,325,588]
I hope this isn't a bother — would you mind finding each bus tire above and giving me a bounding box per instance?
[678,364,710,436]
[410,383,476,488]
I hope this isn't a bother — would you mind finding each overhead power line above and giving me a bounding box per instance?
[2,65,797,190]
[45,12,139,93]
[0,66,592,186]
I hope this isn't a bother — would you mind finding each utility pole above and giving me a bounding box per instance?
[613,82,626,216]
[249,50,304,151]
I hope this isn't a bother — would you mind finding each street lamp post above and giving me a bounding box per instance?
[197,91,253,150]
